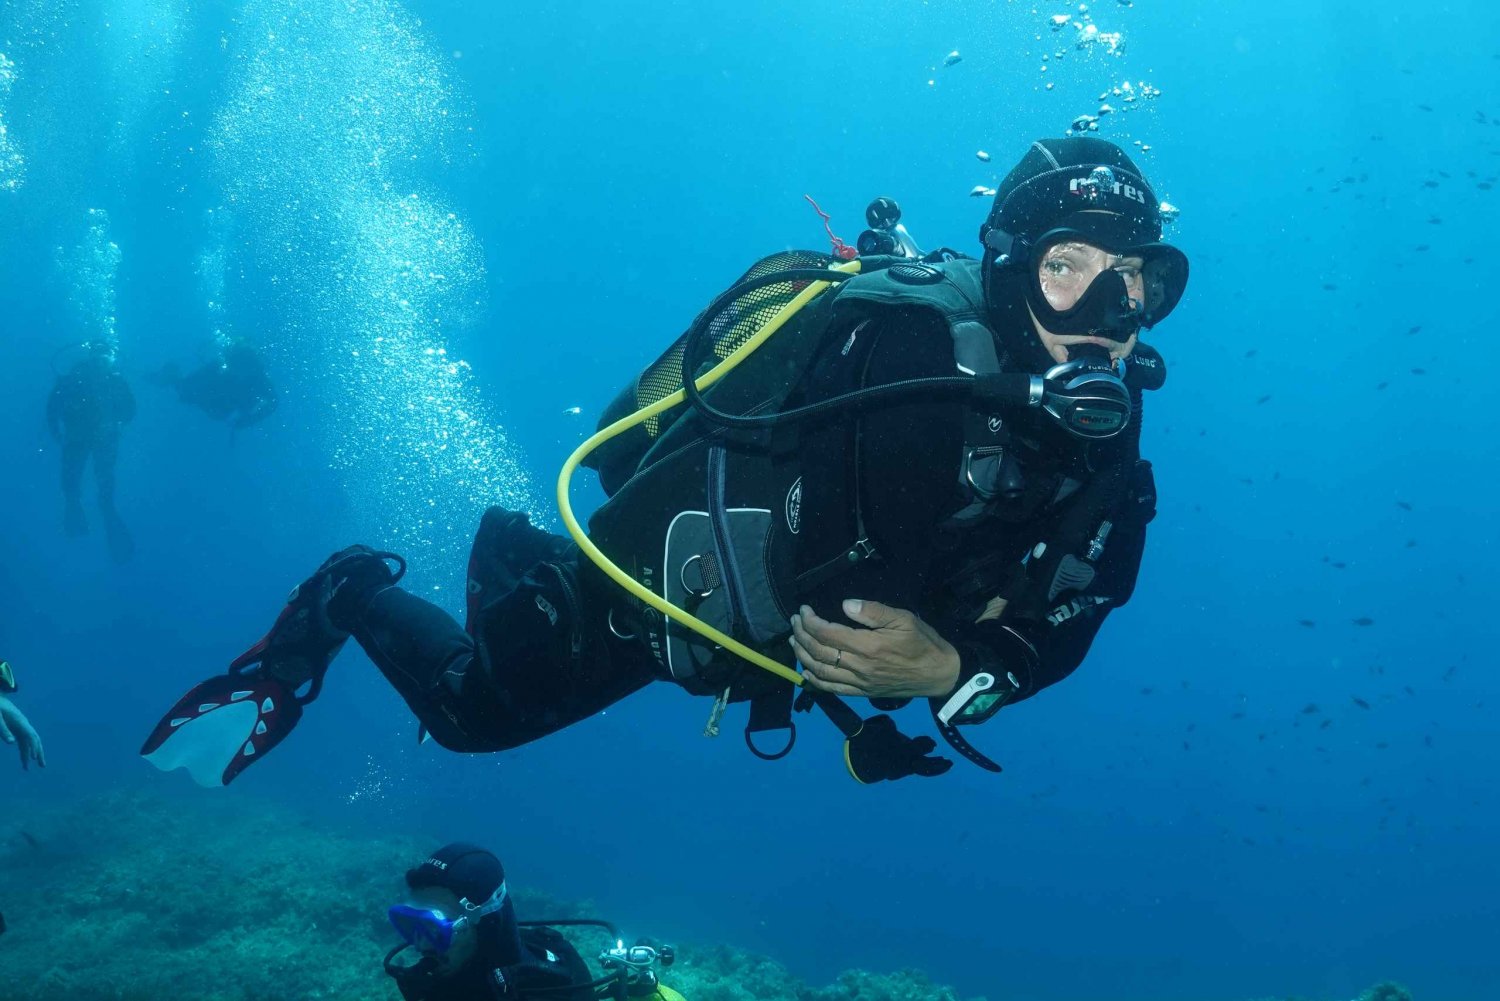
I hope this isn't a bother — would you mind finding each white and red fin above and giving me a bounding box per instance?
[140,674,304,787]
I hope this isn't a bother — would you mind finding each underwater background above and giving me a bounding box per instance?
[1,1,1497,999]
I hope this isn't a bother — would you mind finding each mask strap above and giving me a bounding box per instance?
[460,880,508,920]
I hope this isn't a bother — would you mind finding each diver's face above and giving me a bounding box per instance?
[1032,240,1143,363]
[405,886,481,972]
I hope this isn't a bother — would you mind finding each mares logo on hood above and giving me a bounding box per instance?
[785,477,803,535]
[1068,173,1148,206]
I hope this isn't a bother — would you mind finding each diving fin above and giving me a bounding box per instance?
[141,546,405,787]
[140,671,306,787]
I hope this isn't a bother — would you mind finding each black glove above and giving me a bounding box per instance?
[843,714,952,783]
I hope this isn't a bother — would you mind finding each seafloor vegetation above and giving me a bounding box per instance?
[0,790,1410,1001]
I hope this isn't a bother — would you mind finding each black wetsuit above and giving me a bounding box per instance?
[390,924,594,1001]
[334,298,1157,758]
[47,359,135,542]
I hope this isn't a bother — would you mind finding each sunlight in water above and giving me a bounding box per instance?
[0,52,23,192]
[53,207,122,354]
[205,0,538,581]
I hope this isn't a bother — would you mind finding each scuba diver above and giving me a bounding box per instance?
[0,660,46,771]
[46,341,135,562]
[385,842,682,1001]
[150,338,278,431]
[143,137,1188,786]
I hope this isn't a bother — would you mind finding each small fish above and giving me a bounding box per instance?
[976,150,991,162]
[1301,703,1320,715]
[1322,283,1338,291]
[1140,686,1155,695]
[1376,381,1389,390]
[1407,325,1422,335]
[562,406,582,416]
[1320,719,1332,730]
[1418,103,1434,111]
[1256,394,1272,404]
[1411,368,1427,375]
[1244,349,1258,358]
[969,185,996,198]
[1443,666,1457,681]
[1352,696,1372,709]
[19,831,39,849]
[1422,180,1439,189]
[1396,501,1412,511]
[943,50,962,67]
[1231,711,1246,719]
[1298,619,1316,628]
[1331,562,1347,569]
[1353,617,1375,626]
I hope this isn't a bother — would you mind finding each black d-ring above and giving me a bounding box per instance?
[744,721,797,761]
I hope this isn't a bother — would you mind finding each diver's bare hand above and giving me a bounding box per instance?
[0,695,46,771]
[791,600,961,699]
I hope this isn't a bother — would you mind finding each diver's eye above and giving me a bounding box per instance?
[1043,259,1072,276]
[1114,266,1142,281]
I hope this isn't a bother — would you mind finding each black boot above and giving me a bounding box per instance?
[232,546,404,690]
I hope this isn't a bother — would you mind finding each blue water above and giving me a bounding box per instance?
[3,1,1497,998]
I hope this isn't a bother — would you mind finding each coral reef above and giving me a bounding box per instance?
[0,791,979,1001]
[1248,987,1414,1001]
[1357,985,1413,1001]
[0,791,1415,1001]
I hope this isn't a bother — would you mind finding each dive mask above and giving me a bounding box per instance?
[388,880,508,955]
[988,227,1188,339]
[981,162,1189,337]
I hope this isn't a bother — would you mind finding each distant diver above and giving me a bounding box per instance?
[0,659,47,771]
[384,842,682,1001]
[144,138,1188,786]
[46,341,135,563]
[150,338,278,431]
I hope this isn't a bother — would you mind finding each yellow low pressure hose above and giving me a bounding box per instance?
[556,259,861,687]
